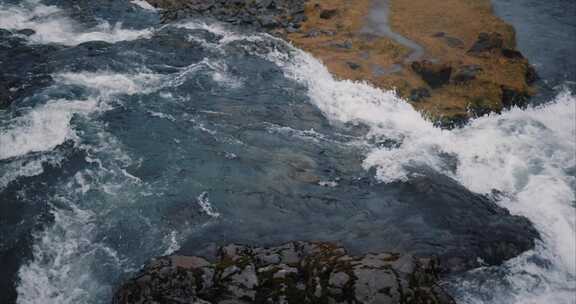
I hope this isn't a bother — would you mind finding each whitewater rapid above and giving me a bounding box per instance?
[0,1,574,304]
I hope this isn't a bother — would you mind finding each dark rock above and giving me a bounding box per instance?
[319,9,339,20]
[258,15,279,28]
[114,242,456,304]
[304,29,321,38]
[346,61,361,70]
[432,32,464,48]
[332,40,353,49]
[444,36,464,48]
[435,113,470,129]
[411,60,452,88]
[409,87,431,102]
[501,85,531,108]
[468,32,504,55]
[525,65,539,85]
[501,48,524,59]
[452,64,483,84]
[468,97,495,117]
[303,28,336,38]
[291,12,308,24]
[148,0,308,32]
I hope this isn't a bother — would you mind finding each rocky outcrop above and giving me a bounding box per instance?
[114,241,455,304]
[143,0,537,127]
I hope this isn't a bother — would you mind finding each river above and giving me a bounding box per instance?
[0,0,574,303]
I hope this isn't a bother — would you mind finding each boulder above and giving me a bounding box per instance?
[411,60,452,88]
[452,64,483,84]
[467,32,504,55]
[501,85,531,108]
[319,9,339,20]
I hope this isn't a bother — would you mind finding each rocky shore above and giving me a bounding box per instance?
[114,241,455,304]
[145,0,536,127]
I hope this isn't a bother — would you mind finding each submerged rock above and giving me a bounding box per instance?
[114,242,456,304]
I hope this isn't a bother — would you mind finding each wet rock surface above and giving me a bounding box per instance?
[147,0,308,32]
[114,241,455,304]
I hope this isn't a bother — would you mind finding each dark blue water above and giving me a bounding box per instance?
[0,1,574,304]
[493,0,576,92]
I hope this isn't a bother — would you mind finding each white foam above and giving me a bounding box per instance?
[163,231,181,255]
[0,2,152,46]
[174,21,257,44]
[130,0,157,11]
[197,192,221,218]
[0,154,63,189]
[16,202,111,304]
[0,70,159,175]
[55,72,163,96]
[15,137,144,304]
[0,99,98,160]
[265,43,576,303]
[164,58,243,89]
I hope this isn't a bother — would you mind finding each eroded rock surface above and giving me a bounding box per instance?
[114,241,455,304]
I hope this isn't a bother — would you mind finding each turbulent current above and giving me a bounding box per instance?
[0,1,574,303]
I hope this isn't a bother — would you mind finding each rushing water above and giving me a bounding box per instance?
[0,1,574,303]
